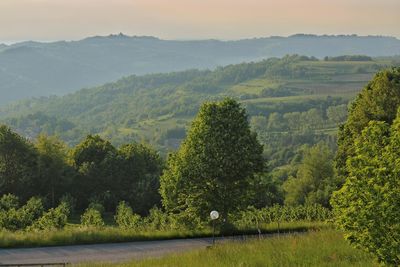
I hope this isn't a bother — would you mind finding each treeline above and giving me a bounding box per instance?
[0,126,162,215]
[0,99,340,218]
[0,192,331,232]
[248,104,346,167]
[323,55,372,61]
[250,104,347,133]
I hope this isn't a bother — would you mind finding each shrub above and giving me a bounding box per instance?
[0,208,22,231]
[0,194,19,211]
[59,193,76,214]
[88,201,105,215]
[0,196,45,230]
[81,208,104,227]
[31,202,70,231]
[144,206,170,230]
[234,204,332,229]
[115,201,141,229]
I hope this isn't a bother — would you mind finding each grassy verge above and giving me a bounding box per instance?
[79,229,377,267]
[0,221,325,248]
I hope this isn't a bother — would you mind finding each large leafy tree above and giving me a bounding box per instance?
[118,143,163,215]
[35,134,69,207]
[332,68,400,265]
[336,67,400,178]
[160,98,264,222]
[0,125,38,200]
[332,118,400,265]
[71,135,118,209]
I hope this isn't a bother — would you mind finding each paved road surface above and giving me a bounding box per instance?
[0,237,214,265]
[0,233,296,265]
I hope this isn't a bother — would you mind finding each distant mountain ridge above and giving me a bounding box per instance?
[0,34,399,105]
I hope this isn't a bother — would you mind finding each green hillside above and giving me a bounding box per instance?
[1,55,399,168]
[1,34,400,105]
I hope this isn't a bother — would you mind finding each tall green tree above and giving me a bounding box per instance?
[283,143,336,207]
[331,117,400,265]
[336,67,400,178]
[0,125,38,200]
[332,68,400,265]
[118,143,163,215]
[160,98,264,222]
[35,134,69,207]
[71,135,118,209]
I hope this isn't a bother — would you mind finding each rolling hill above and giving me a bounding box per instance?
[1,34,400,105]
[1,55,399,167]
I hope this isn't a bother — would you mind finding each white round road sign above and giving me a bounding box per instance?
[210,210,219,220]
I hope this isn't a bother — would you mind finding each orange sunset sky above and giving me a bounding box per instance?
[0,0,399,43]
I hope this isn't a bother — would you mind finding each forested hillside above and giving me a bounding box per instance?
[1,34,400,104]
[2,55,399,171]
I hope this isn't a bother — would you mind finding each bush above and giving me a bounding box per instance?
[144,206,171,230]
[115,201,141,229]
[0,208,23,231]
[88,201,105,215]
[31,202,70,231]
[234,204,332,229]
[0,194,19,211]
[81,208,104,227]
[59,193,76,214]
[0,196,45,230]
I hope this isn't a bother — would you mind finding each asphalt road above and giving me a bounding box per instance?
[0,237,215,265]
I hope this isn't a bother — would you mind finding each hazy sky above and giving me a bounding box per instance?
[1,0,399,43]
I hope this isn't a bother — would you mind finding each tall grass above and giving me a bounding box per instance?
[80,229,377,267]
[0,221,324,248]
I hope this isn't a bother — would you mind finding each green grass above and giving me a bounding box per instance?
[0,221,324,248]
[78,229,377,267]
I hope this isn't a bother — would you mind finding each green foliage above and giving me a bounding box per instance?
[117,143,162,215]
[88,200,105,216]
[160,98,264,221]
[0,196,44,231]
[143,206,173,230]
[59,193,77,214]
[73,135,116,167]
[234,204,332,229]
[0,194,19,211]
[114,201,141,229]
[0,125,38,200]
[81,208,105,228]
[324,55,373,61]
[283,143,337,207]
[0,56,388,155]
[35,134,70,207]
[332,116,400,265]
[31,202,70,231]
[336,67,400,178]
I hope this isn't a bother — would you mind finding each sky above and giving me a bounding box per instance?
[0,0,399,43]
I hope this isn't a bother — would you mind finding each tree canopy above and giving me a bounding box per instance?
[332,117,400,265]
[0,125,38,200]
[283,142,336,207]
[332,67,400,265]
[336,67,400,178]
[160,98,264,222]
